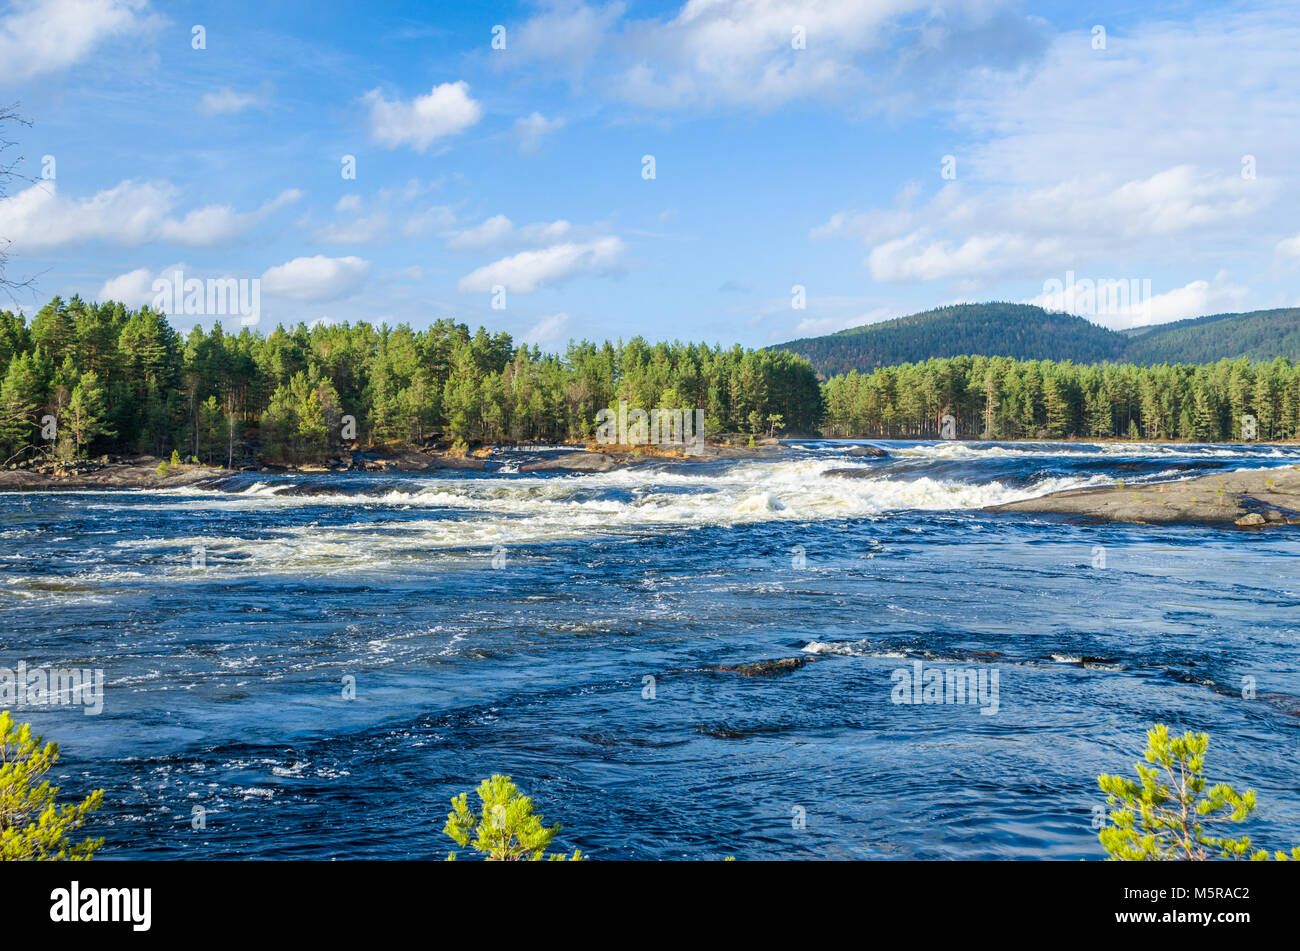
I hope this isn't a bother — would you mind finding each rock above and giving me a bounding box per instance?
[518,452,622,473]
[709,657,812,677]
[987,464,1300,526]
[847,445,889,458]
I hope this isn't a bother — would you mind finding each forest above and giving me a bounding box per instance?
[4,296,1299,469]
[0,296,824,465]
[820,354,1300,441]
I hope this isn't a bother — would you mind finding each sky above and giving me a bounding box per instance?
[1,0,1299,350]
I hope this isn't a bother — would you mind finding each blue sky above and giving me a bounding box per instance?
[2,0,1299,349]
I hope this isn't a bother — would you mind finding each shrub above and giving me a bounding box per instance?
[443,774,583,861]
[1098,723,1300,861]
[0,712,104,861]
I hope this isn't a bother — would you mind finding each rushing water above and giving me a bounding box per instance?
[3,440,1299,860]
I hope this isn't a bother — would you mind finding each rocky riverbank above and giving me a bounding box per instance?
[986,464,1300,527]
[0,440,786,490]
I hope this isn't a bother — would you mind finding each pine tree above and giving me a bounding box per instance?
[0,712,104,861]
[66,370,112,456]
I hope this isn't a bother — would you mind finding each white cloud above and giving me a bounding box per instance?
[511,0,1044,112]
[0,181,300,250]
[458,237,624,293]
[314,184,455,245]
[199,86,267,117]
[363,81,482,152]
[802,6,1300,315]
[955,10,1300,188]
[514,112,564,154]
[512,2,626,72]
[261,255,371,302]
[0,0,157,84]
[869,231,1062,283]
[1277,233,1300,264]
[1024,275,1250,331]
[520,312,572,346]
[830,166,1263,285]
[96,266,156,307]
[447,215,514,251]
[446,215,573,251]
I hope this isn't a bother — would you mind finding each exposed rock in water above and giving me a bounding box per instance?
[709,657,813,677]
[986,464,1300,527]
[847,445,889,458]
[518,451,623,473]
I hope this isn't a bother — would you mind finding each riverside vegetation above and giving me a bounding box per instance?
[1098,724,1300,861]
[4,297,1300,472]
[0,712,103,861]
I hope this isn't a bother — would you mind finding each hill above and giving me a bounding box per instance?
[773,303,1125,375]
[772,303,1300,376]
[1120,308,1300,364]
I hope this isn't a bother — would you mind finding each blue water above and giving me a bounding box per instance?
[3,440,1299,860]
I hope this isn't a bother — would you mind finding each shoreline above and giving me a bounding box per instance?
[0,439,784,491]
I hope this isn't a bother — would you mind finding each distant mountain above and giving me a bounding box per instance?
[771,303,1300,376]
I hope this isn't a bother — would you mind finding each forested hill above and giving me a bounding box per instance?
[772,304,1126,376]
[1121,308,1300,364]
[772,303,1300,376]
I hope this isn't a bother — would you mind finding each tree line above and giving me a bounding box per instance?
[821,354,1300,441]
[0,296,823,465]
[5,297,1299,467]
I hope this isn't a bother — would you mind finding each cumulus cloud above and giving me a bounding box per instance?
[363,81,482,151]
[458,237,624,293]
[0,181,301,250]
[261,255,371,301]
[96,266,156,307]
[0,0,158,84]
